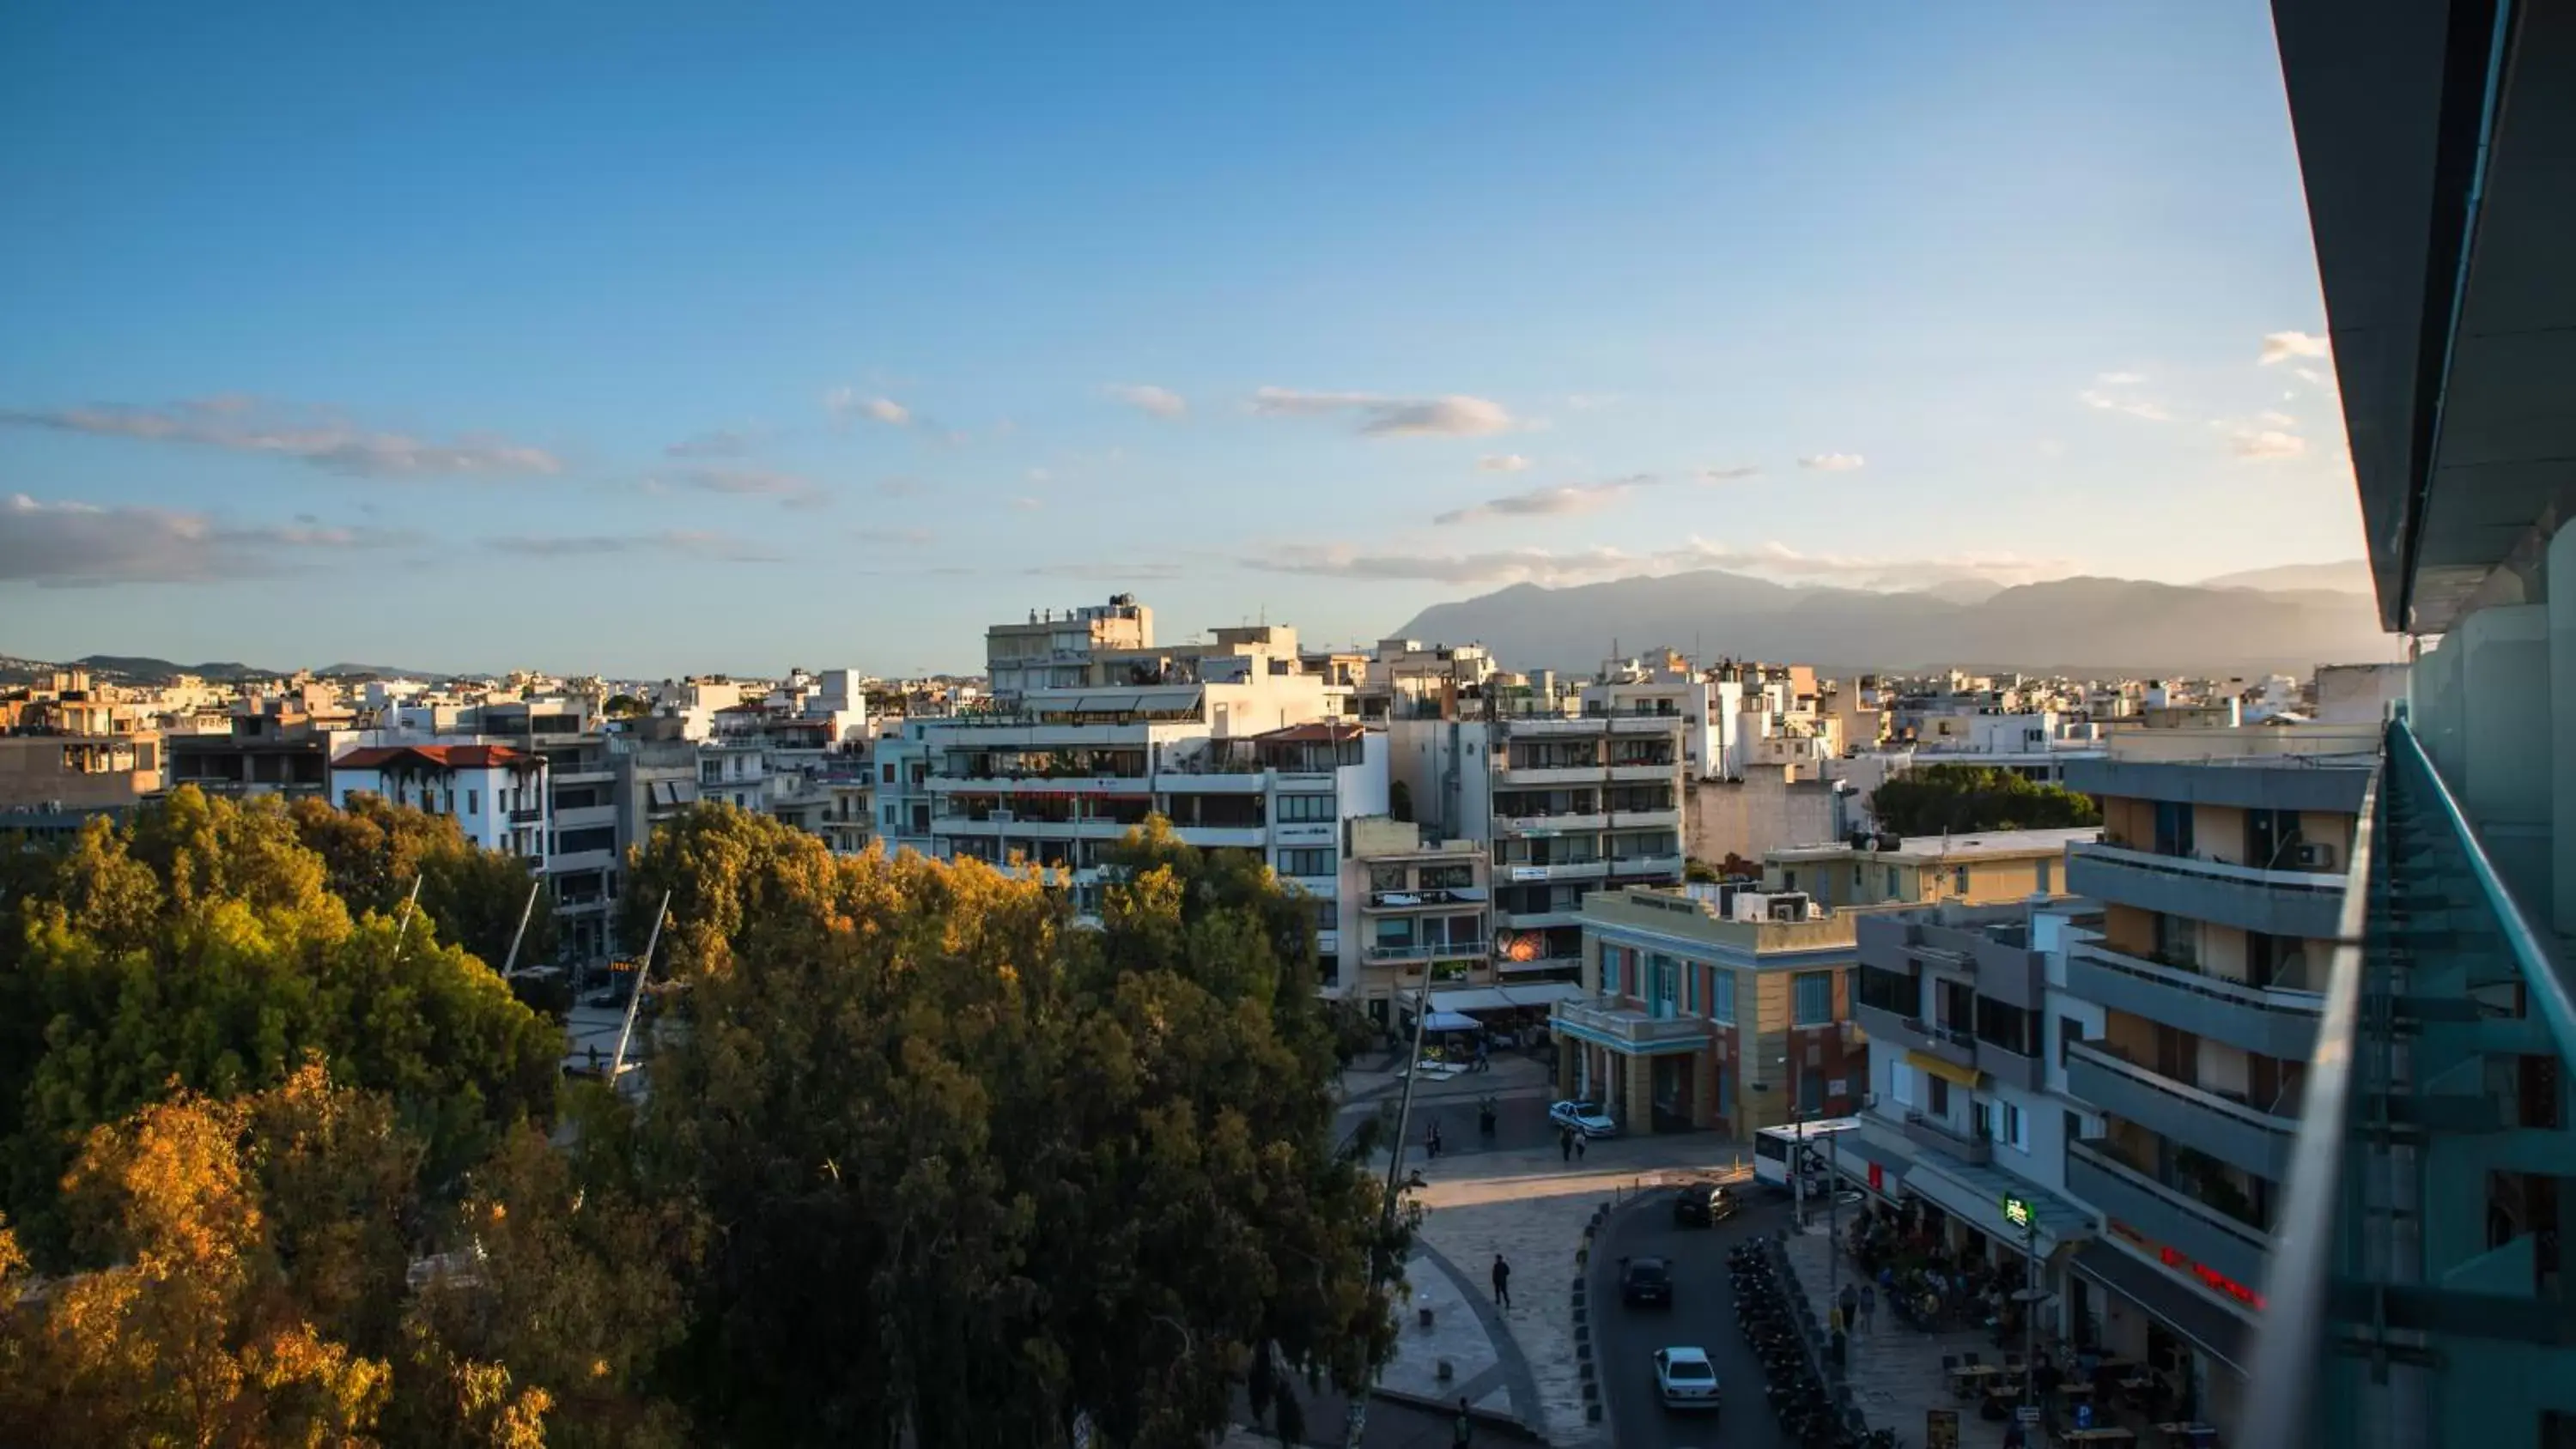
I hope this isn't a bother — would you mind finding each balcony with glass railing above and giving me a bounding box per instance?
[2246,716,2576,1448]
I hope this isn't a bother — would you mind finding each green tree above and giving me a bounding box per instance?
[0,789,559,1261]
[603,694,648,719]
[1868,764,2101,838]
[615,805,1395,1448]
[289,795,562,979]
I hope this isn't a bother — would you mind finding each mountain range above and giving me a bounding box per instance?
[0,655,445,687]
[1390,564,2394,676]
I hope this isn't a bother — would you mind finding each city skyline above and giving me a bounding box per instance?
[3,3,2362,676]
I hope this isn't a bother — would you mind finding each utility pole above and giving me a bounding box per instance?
[386,875,424,967]
[496,877,542,978]
[2007,1193,2039,1429]
[1345,985,1440,1449]
[1826,1125,1842,1316]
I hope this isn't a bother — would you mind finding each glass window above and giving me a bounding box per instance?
[1708,968,1735,1025]
[467,789,479,815]
[1276,847,1335,877]
[1682,961,1697,1015]
[1929,1075,1950,1116]
[1891,1061,1914,1107]
[1793,971,1832,1026]
[1275,793,1336,823]
[1885,865,1899,898]
[1602,945,1623,997]
[2036,857,2053,894]
[1799,1069,1824,1113]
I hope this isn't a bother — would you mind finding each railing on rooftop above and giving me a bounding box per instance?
[2245,714,2576,1448]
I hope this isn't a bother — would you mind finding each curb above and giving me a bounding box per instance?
[1366,1387,1549,1443]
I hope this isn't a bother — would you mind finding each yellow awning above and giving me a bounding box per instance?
[1904,1051,1984,1089]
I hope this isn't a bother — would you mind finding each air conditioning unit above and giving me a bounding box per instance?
[2292,841,2337,870]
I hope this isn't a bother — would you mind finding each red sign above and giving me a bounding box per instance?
[2155,1243,2265,1309]
[1868,1162,1885,1192]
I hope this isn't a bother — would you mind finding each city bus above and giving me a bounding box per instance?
[1751,1116,1866,1193]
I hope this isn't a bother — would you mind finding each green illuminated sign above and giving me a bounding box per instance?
[2002,1195,2033,1230]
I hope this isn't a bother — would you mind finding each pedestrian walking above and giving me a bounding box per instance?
[1859,1282,1877,1333]
[1452,1397,1473,1447]
[1574,1134,1587,1161]
[1839,1281,1859,1337]
[1491,1253,1512,1309]
[1559,1128,1574,1163]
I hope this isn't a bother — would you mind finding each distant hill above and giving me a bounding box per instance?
[2198,560,2372,594]
[1391,569,2398,675]
[0,654,451,687]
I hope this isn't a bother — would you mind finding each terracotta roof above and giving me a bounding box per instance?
[331,744,539,772]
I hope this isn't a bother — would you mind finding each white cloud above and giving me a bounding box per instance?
[1435,475,1655,526]
[825,388,912,426]
[0,398,562,478]
[483,529,783,562]
[1699,465,1760,482]
[1010,496,1045,512]
[1796,453,1867,471]
[2259,330,2330,365]
[2,494,422,585]
[2096,372,2147,385]
[2293,365,2335,390]
[665,428,756,458]
[2229,429,2308,461]
[1107,384,1187,419]
[1026,467,1052,483]
[1244,536,2069,590]
[661,466,830,510]
[851,526,934,546]
[1479,454,1533,473]
[1252,387,1516,438]
[2079,390,2172,422]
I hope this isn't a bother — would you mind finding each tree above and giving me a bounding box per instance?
[289,795,562,979]
[615,805,1395,1447]
[603,694,648,719]
[1868,764,2101,838]
[1,790,559,1262]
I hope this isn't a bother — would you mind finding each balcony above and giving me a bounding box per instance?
[1607,761,1676,782]
[927,773,1151,795]
[2064,1040,2294,1181]
[1497,763,1608,787]
[1607,807,1681,830]
[1500,859,1607,884]
[2065,939,2324,1059]
[1364,940,1487,963]
[1606,853,1684,879]
[508,805,545,824]
[1494,812,1608,835]
[1362,887,1486,912]
[1609,714,1681,733]
[2064,1140,2269,1292]
[1551,996,1706,1053]
[1902,1111,1992,1166]
[1501,716,1605,737]
[2066,840,2348,939]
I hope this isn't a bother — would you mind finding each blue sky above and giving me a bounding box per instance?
[0,2,2361,678]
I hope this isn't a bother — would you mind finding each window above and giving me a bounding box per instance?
[2036,857,2053,894]
[1953,866,1970,894]
[1885,865,1899,898]
[1975,997,2040,1057]
[1783,868,1798,891]
[884,804,899,828]
[1274,793,1336,823]
[2059,1014,2085,1066]
[1793,971,1832,1026]
[1276,848,1335,878]
[1682,960,1697,1015]
[1799,1069,1824,1113]
[467,789,479,815]
[1994,1100,2028,1152]
[1929,1075,1950,1116]
[882,762,896,785]
[1707,968,1736,1024]
[1890,1060,1915,1107]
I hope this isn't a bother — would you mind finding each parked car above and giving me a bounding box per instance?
[1549,1100,1619,1138]
[1671,1182,1739,1228]
[1652,1346,1721,1410]
[1620,1256,1673,1308]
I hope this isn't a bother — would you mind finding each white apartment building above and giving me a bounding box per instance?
[983,595,1154,702]
[919,674,1385,962]
[1390,677,1687,985]
[328,743,550,861]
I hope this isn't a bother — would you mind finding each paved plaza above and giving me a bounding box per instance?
[1782,1226,2027,1448]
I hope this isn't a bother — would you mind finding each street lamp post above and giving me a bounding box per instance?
[2005,1193,2040,1428]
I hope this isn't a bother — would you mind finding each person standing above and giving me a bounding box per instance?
[1859,1282,1877,1334]
[1573,1133,1586,1161]
[1491,1253,1512,1309]
[1559,1127,1574,1163]
[1839,1281,1860,1336]
[1452,1397,1473,1447]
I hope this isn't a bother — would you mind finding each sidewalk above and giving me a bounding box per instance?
[1783,1228,2020,1448]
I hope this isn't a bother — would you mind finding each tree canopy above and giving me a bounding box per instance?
[2,789,1400,1448]
[1868,763,2102,837]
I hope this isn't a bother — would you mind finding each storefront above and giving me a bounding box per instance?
[2069,1238,2253,1438]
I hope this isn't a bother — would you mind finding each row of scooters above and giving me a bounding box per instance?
[1728,1238,1899,1449]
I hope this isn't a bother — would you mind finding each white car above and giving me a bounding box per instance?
[1549,1100,1619,1139]
[1653,1346,1721,1410]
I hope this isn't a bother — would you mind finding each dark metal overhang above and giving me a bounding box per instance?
[2272,0,2576,634]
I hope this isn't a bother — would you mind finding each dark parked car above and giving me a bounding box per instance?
[1621,1255,1674,1307]
[1672,1182,1740,1228]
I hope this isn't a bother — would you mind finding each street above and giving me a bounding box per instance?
[1588,1182,1799,1449]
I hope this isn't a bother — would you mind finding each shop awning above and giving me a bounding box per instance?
[1419,982,1583,1014]
[1902,1144,2094,1256]
[1826,1132,1915,1199]
[2071,1240,2251,1372]
[1903,1051,1984,1088]
[1419,1010,1480,1033]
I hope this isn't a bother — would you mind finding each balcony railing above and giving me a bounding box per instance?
[1552,996,1704,1049]
[2065,938,2324,1059]
[2247,716,2576,1448]
[1364,941,1485,963]
[2064,1040,2296,1180]
[1902,1110,1992,1165]
[2067,839,2348,939]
